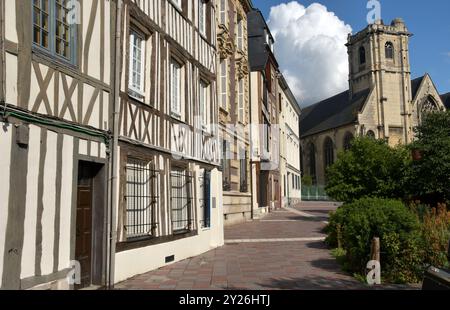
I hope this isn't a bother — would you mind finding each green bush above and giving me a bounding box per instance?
[326,197,423,283]
[407,111,450,205]
[414,204,450,269]
[325,137,411,203]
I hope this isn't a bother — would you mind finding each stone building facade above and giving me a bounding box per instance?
[300,19,446,186]
[216,0,253,226]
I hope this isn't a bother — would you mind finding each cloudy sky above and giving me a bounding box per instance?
[253,0,450,107]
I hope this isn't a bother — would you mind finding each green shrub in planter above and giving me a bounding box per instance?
[326,197,423,283]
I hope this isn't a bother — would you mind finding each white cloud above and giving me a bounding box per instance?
[267,1,352,107]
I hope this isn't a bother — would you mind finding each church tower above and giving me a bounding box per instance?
[347,18,414,144]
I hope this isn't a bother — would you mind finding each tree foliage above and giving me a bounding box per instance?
[407,111,450,205]
[325,137,410,203]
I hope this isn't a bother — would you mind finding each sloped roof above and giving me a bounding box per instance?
[441,92,450,109]
[300,88,370,138]
[300,75,428,138]
[411,75,425,100]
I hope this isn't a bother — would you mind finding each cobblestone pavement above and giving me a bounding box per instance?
[115,202,418,290]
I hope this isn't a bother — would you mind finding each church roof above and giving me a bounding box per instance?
[300,75,427,138]
[441,92,450,109]
[411,75,425,101]
[300,88,370,138]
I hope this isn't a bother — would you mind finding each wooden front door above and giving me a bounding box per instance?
[75,168,93,289]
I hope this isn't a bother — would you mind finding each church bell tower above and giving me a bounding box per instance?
[346,18,414,144]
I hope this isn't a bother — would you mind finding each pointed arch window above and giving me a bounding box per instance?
[367,130,376,139]
[343,133,354,151]
[324,137,334,169]
[420,96,440,122]
[308,143,316,183]
[359,46,366,65]
[385,42,394,59]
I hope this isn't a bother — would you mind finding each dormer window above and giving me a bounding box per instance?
[359,46,366,65]
[385,42,394,59]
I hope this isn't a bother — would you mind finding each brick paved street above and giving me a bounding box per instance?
[116,201,379,290]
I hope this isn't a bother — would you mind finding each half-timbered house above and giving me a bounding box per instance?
[248,8,281,213]
[112,0,223,283]
[0,0,113,289]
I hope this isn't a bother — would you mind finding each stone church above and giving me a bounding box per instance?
[300,18,447,186]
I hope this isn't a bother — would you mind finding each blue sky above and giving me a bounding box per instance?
[253,0,450,95]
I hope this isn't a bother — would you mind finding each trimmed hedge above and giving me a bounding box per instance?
[326,198,423,283]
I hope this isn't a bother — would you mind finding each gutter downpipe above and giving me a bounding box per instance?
[107,0,122,289]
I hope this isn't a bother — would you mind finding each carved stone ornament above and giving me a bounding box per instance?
[235,49,249,79]
[217,24,234,59]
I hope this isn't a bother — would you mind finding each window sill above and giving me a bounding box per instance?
[116,230,198,253]
[128,89,146,103]
[171,111,183,121]
[219,106,229,114]
[32,47,78,71]
[199,31,207,41]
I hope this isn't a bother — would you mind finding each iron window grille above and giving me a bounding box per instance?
[240,148,248,192]
[170,168,194,233]
[221,140,231,191]
[124,158,159,240]
[198,170,211,228]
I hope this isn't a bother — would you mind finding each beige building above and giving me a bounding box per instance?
[300,19,446,186]
[216,0,253,226]
[279,75,302,207]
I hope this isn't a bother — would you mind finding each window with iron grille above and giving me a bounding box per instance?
[32,0,76,63]
[239,148,248,192]
[198,170,211,228]
[221,140,231,191]
[170,168,193,233]
[125,158,158,240]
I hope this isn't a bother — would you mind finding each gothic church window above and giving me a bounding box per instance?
[359,46,366,65]
[385,42,394,59]
[367,130,376,139]
[420,96,440,123]
[324,137,334,169]
[308,143,316,183]
[343,133,354,151]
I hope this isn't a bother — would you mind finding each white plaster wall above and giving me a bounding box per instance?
[58,135,74,271]
[5,53,18,106]
[4,0,17,43]
[41,131,58,276]
[114,166,224,283]
[21,125,41,279]
[0,123,12,284]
